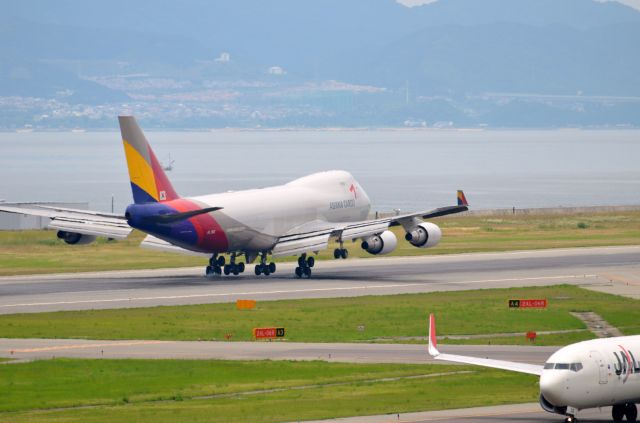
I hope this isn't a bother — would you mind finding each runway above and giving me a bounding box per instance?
[305,403,615,422]
[0,246,638,314]
[0,338,557,363]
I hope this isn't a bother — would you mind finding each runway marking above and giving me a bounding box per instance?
[0,274,598,310]
[6,340,170,353]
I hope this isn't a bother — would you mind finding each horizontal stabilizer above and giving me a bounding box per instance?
[142,207,223,224]
[0,203,131,239]
[140,234,210,257]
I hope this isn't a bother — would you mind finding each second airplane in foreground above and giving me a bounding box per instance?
[0,116,468,278]
[428,314,639,423]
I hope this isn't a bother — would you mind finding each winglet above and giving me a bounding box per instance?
[457,190,468,207]
[428,313,440,357]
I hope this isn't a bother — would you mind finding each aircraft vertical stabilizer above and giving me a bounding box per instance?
[119,116,179,204]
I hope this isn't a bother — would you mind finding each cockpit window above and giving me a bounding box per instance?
[544,362,583,371]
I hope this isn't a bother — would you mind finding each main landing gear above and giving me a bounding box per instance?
[295,253,314,278]
[333,241,348,259]
[206,253,245,276]
[255,252,276,276]
[612,403,637,422]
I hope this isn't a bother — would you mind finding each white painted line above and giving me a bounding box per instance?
[0,274,598,309]
[7,340,171,353]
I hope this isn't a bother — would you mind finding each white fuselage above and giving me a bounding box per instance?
[190,170,371,251]
[540,335,640,411]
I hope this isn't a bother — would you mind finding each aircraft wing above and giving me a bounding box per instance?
[428,314,543,376]
[270,191,468,257]
[0,204,132,239]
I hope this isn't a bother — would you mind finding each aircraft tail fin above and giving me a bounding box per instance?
[457,190,468,207]
[119,116,179,204]
[428,313,441,357]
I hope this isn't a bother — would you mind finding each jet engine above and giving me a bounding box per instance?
[361,230,397,255]
[405,222,441,248]
[539,394,567,416]
[57,231,97,245]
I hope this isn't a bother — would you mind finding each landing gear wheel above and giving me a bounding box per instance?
[238,262,245,273]
[307,257,314,268]
[214,265,222,275]
[333,248,341,259]
[263,266,271,276]
[217,256,226,266]
[232,265,239,276]
[340,249,348,259]
[268,262,276,273]
[206,265,214,276]
[613,405,624,422]
[303,266,312,278]
[255,265,262,276]
[298,256,306,267]
[625,403,638,422]
[223,265,231,276]
[295,267,302,278]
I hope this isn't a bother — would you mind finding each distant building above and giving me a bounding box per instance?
[268,66,286,75]
[403,119,427,128]
[215,52,231,62]
[0,202,89,230]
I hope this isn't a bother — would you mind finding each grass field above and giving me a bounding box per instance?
[0,359,537,422]
[1,211,639,276]
[1,285,638,345]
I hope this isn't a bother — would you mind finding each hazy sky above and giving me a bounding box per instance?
[398,0,640,11]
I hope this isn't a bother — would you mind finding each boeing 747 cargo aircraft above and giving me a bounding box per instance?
[0,116,468,278]
[428,314,639,423]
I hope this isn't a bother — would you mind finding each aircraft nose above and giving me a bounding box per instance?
[540,371,567,406]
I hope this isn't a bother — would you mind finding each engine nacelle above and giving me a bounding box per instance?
[57,231,97,245]
[405,222,442,248]
[361,230,398,255]
[539,394,567,416]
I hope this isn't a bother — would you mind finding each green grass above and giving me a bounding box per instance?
[0,359,537,422]
[441,330,594,346]
[1,285,638,345]
[1,211,640,276]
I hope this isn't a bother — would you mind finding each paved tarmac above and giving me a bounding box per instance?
[303,403,614,422]
[0,338,557,363]
[0,246,638,314]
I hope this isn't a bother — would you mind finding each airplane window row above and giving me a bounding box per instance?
[543,362,583,372]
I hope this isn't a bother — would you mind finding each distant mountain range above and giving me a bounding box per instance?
[2,0,640,128]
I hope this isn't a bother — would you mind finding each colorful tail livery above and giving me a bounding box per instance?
[119,116,179,204]
[457,190,468,207]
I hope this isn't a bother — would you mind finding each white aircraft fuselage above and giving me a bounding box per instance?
[125,170,371,254]
[428,314,640,422]
[540,336,640,413]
